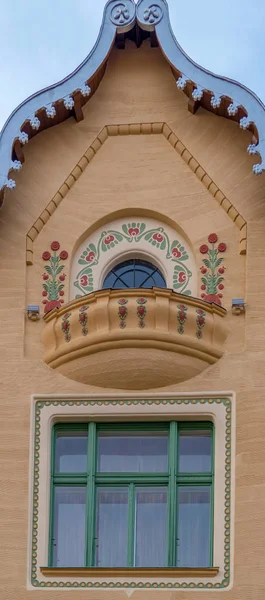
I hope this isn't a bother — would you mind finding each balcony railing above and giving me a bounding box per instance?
[42,288,227,389]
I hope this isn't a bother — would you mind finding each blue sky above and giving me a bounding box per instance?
[1,0,265,130]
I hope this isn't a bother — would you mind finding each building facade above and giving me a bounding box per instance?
[0,0,264,597]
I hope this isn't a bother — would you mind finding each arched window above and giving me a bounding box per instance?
[102,258,166,289]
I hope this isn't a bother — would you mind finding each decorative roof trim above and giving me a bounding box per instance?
[0,0,264,205]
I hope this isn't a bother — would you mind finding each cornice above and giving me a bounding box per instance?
[0,0,264,206]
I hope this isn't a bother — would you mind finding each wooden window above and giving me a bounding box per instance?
[49,422,214,568]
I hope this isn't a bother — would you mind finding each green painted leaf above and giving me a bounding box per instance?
[171,239,181,251]
[42,283,49,292]
[89,243,96,254]
[183,290,192,296]
[160,238,166,251]
[115,233,123,242]
[56,265,64,275]
[144,231,153,241]
[122,224,128,235]
[44,265,53,275]
[203,259,211,268]
[139,223,146,234]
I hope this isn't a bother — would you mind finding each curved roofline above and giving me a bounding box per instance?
[0,0,264,205]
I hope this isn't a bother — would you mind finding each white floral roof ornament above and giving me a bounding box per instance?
[1,0,265,204]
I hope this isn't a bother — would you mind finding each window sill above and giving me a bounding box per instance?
[40,566,219,578]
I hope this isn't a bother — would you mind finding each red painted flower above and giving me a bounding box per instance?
[172,247,182,258]
[80,275,89,287]
[197,308,205,315]
[51,241,60,251]
[197,316,205,327]
[59,290,64,296]
[79,313,87,324]
[62,321,69,332]
[85,251,95,262]
[42,299,47,304]
[197,329,202,339]
[119,298,127,305]
[218,283,224,290]
[178,304,186,310]
[200,244,209,254]
[42,251,51,261]
[59,274,66,281]
[178,272,186,283]
[119,306,127,318]
[218,267,225,274]
[179,311,186,321]
[104,235,115,245]
[42,273,49,280]
[201,284,206,290]
[218,293,223,299]
[138,298,146,304]
[200,267,207,274]
[60,299,64,304]
[153,233,164,243]
[208,233,218,244]
[42,291,48,297]
[128,227,140,236]
[218,242,227,253]
[60,250,68,260]
[201,293,206,299]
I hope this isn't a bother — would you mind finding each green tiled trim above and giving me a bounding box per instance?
[31,397,232,589]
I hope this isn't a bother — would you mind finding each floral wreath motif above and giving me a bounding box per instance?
[74,222,192,298]
[200,233,227,306]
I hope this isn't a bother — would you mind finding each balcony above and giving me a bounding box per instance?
[42,288,227,389]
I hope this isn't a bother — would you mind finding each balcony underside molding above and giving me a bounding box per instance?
[42,288,227,389]
[40,566,220,579]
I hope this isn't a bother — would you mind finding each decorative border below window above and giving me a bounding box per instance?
[28,392,235,591]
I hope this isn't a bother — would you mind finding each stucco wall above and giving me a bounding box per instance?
[0,40,265,598]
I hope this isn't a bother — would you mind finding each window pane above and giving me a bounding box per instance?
[96,487,128,567]
[55,431,88,472]
[178,430,212,472]
[53,486,86,567]
[135,487,167,567]
[177,486,211,567]
[97,431,168,472]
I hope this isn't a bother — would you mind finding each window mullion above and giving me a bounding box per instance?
[86,422,96,567]
[167,421,177,567]
[127,483,135,567]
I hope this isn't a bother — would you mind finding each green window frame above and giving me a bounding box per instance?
[49,421,214,569]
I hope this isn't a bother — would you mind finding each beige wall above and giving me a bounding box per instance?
[0,40,265,598]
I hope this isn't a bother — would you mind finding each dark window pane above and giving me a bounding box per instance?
[135,487,167,566]
[178,430,212,472]
[53,487,86,567]
[177,486,211,567]
[55,431,88,472]
[102,259,166,290]
[96,487,128,567]
[98,431,168,472]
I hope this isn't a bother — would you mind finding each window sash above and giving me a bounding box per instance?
[49,421,214,568]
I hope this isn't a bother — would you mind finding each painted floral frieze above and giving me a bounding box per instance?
[42,241,68,313]
[196,308,206,339]
[117,298,128,329]
[136,297,147,328]
[177,303,188,334]
[74,222,192,298]
[79,305,89,336]
[200,233,226,306]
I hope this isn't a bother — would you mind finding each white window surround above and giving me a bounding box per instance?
[70,217,197,300]
[28,391,235,592]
